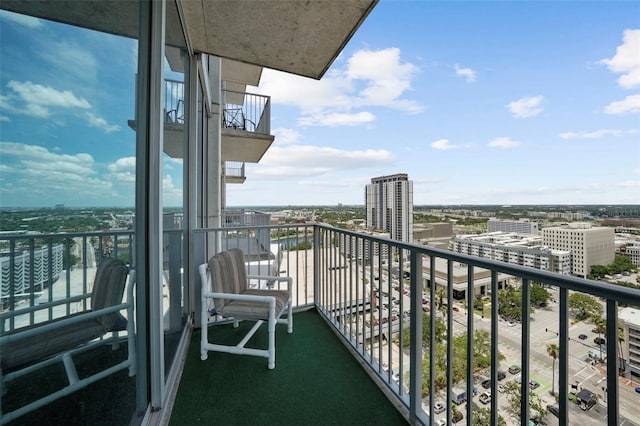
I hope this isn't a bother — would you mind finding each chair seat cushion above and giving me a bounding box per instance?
[219,289,290,320]
[1,314,107,372]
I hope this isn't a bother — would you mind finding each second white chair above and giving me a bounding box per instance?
[199,248,293,369]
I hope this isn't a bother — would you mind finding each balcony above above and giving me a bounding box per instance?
[221,89,274,163]
[224,161,246,184]
[128,83,274,163]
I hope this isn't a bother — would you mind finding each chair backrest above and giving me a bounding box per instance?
[91,257,129,330]
[207,249,248,307]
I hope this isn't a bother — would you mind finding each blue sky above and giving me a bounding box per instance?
[1,1,639,208]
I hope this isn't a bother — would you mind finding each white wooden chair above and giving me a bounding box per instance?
[199,249,293,369]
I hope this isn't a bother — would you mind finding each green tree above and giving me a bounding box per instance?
[530,283,551,307]
[611,255,636,274]
[436,288,447,318]
[546,343,559,395]
[503,380,547,422]
[397,313,446,348]
[568,293,602,320]
[472,406,507,426]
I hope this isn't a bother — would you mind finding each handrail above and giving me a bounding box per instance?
[222,89,271,134]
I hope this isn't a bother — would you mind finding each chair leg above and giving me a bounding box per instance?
[287,302,293,334]
[201,298,209,361]
[268,317,276,369]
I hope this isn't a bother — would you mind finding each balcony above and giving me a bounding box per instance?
[221,88,274,163]
[127,82,274,163]
[2,225,640,425]
[224,161,246,184]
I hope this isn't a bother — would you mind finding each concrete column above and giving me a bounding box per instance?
[206,56,222,254]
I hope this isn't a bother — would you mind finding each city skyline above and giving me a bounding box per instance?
[1,1,639,208]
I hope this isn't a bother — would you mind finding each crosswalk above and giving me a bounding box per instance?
[574,365,597,384]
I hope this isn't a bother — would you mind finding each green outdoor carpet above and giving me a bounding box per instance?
[2,343,135,426]
[170,309,408,425]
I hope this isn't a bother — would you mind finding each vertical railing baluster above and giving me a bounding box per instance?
[446,259,453,425]
[606,299,619,426]
[490,270,499,425]
[520,277,531,424]
[409,248,423,424]
[47,239,54,322]
[559,287,569,424]
[429,255,436,423]
[466,264,475,425]
[29,238,35,325]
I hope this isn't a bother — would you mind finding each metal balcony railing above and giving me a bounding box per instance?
[162,81,271,136]
[199,224,640,426]
[165,79,185,124]
[224,161,245,179]
[222,89,270,134]
[3,225,640,425]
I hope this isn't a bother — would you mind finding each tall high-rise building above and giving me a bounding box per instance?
[542,223,615,278]
[365,173,413,243]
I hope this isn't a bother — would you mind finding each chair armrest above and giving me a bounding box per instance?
[201,291,276,306]
[246,275,292,293]
[0,302,129,346]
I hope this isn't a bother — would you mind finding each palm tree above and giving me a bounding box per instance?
[547,343,559,395]
[592,314,606,360]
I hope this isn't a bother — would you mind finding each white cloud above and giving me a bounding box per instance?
[604,94,640,114]
[619,180,640,188]
[40,41,99,83]
[0,10,43,28]
[632,168,640,175]
[507,96,544,118]
[85,112,121,133]
[108,157,136,182]
[252,145,395,179]
[0,142,114,199]
[346,48,421,111]
[298,112,375,127]
[4,80,91,118]
[163,174,182,204]
[487,137,521,148]
[273,128,302,145]
[431,139,457,150]
[255,47,421,127]
[599,29,640,89]
[454,64,477,82]
[0,116,9,122]
[558,129,629,139]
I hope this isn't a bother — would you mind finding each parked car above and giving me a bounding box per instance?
[529,380,540,390]
[497,370,506,381]
[452,306,459,312]
[433,401,445,414]
[479,390,491,404]
[508,365,521,374]
[594,337,606,345]
[547,404,560,418]
[481,379,491,389]
[578,333,587,340]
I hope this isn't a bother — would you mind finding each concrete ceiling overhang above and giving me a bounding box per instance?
[1,0,378,80]
[181,0,378,80]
